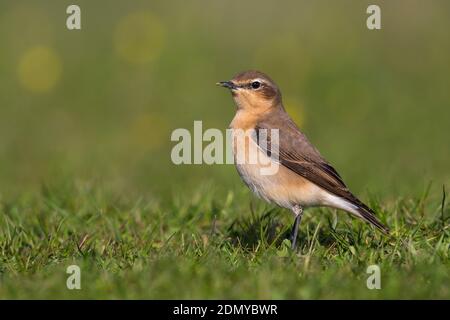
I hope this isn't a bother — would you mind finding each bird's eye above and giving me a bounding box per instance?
[251,81,261,89]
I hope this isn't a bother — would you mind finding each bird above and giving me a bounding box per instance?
[217,70,389,249]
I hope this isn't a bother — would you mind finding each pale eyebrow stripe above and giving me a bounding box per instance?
[238,78,266,89]
[252,78,265,83]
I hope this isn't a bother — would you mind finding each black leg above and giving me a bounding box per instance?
[290,205,303,250]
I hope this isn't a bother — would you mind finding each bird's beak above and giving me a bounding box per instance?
[216,81,238,90]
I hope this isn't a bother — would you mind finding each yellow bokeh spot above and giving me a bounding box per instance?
[114,12,165,65]
[284,98,305,128]
[127,113,168,150]
[18,46,62,93]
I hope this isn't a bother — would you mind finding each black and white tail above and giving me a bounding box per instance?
[325,191,390,234]
[349,198,390,234]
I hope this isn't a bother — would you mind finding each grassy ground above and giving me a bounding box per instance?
[0,182,448,299]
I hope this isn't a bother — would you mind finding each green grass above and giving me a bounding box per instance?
[0,182,448,299]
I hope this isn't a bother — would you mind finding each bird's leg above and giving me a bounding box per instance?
[290,205,303,250]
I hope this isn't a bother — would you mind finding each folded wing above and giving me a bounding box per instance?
[254,110,389,234]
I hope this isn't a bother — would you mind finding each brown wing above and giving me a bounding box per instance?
[254,110,389,234]
[254,110,356,204]
[255,112,349,191]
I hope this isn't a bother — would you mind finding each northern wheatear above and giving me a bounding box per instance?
[217,70,389,249]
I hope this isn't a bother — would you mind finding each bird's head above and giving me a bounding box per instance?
[217,70,282,113]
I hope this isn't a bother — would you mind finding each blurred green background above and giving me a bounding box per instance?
[0,0,449,201]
